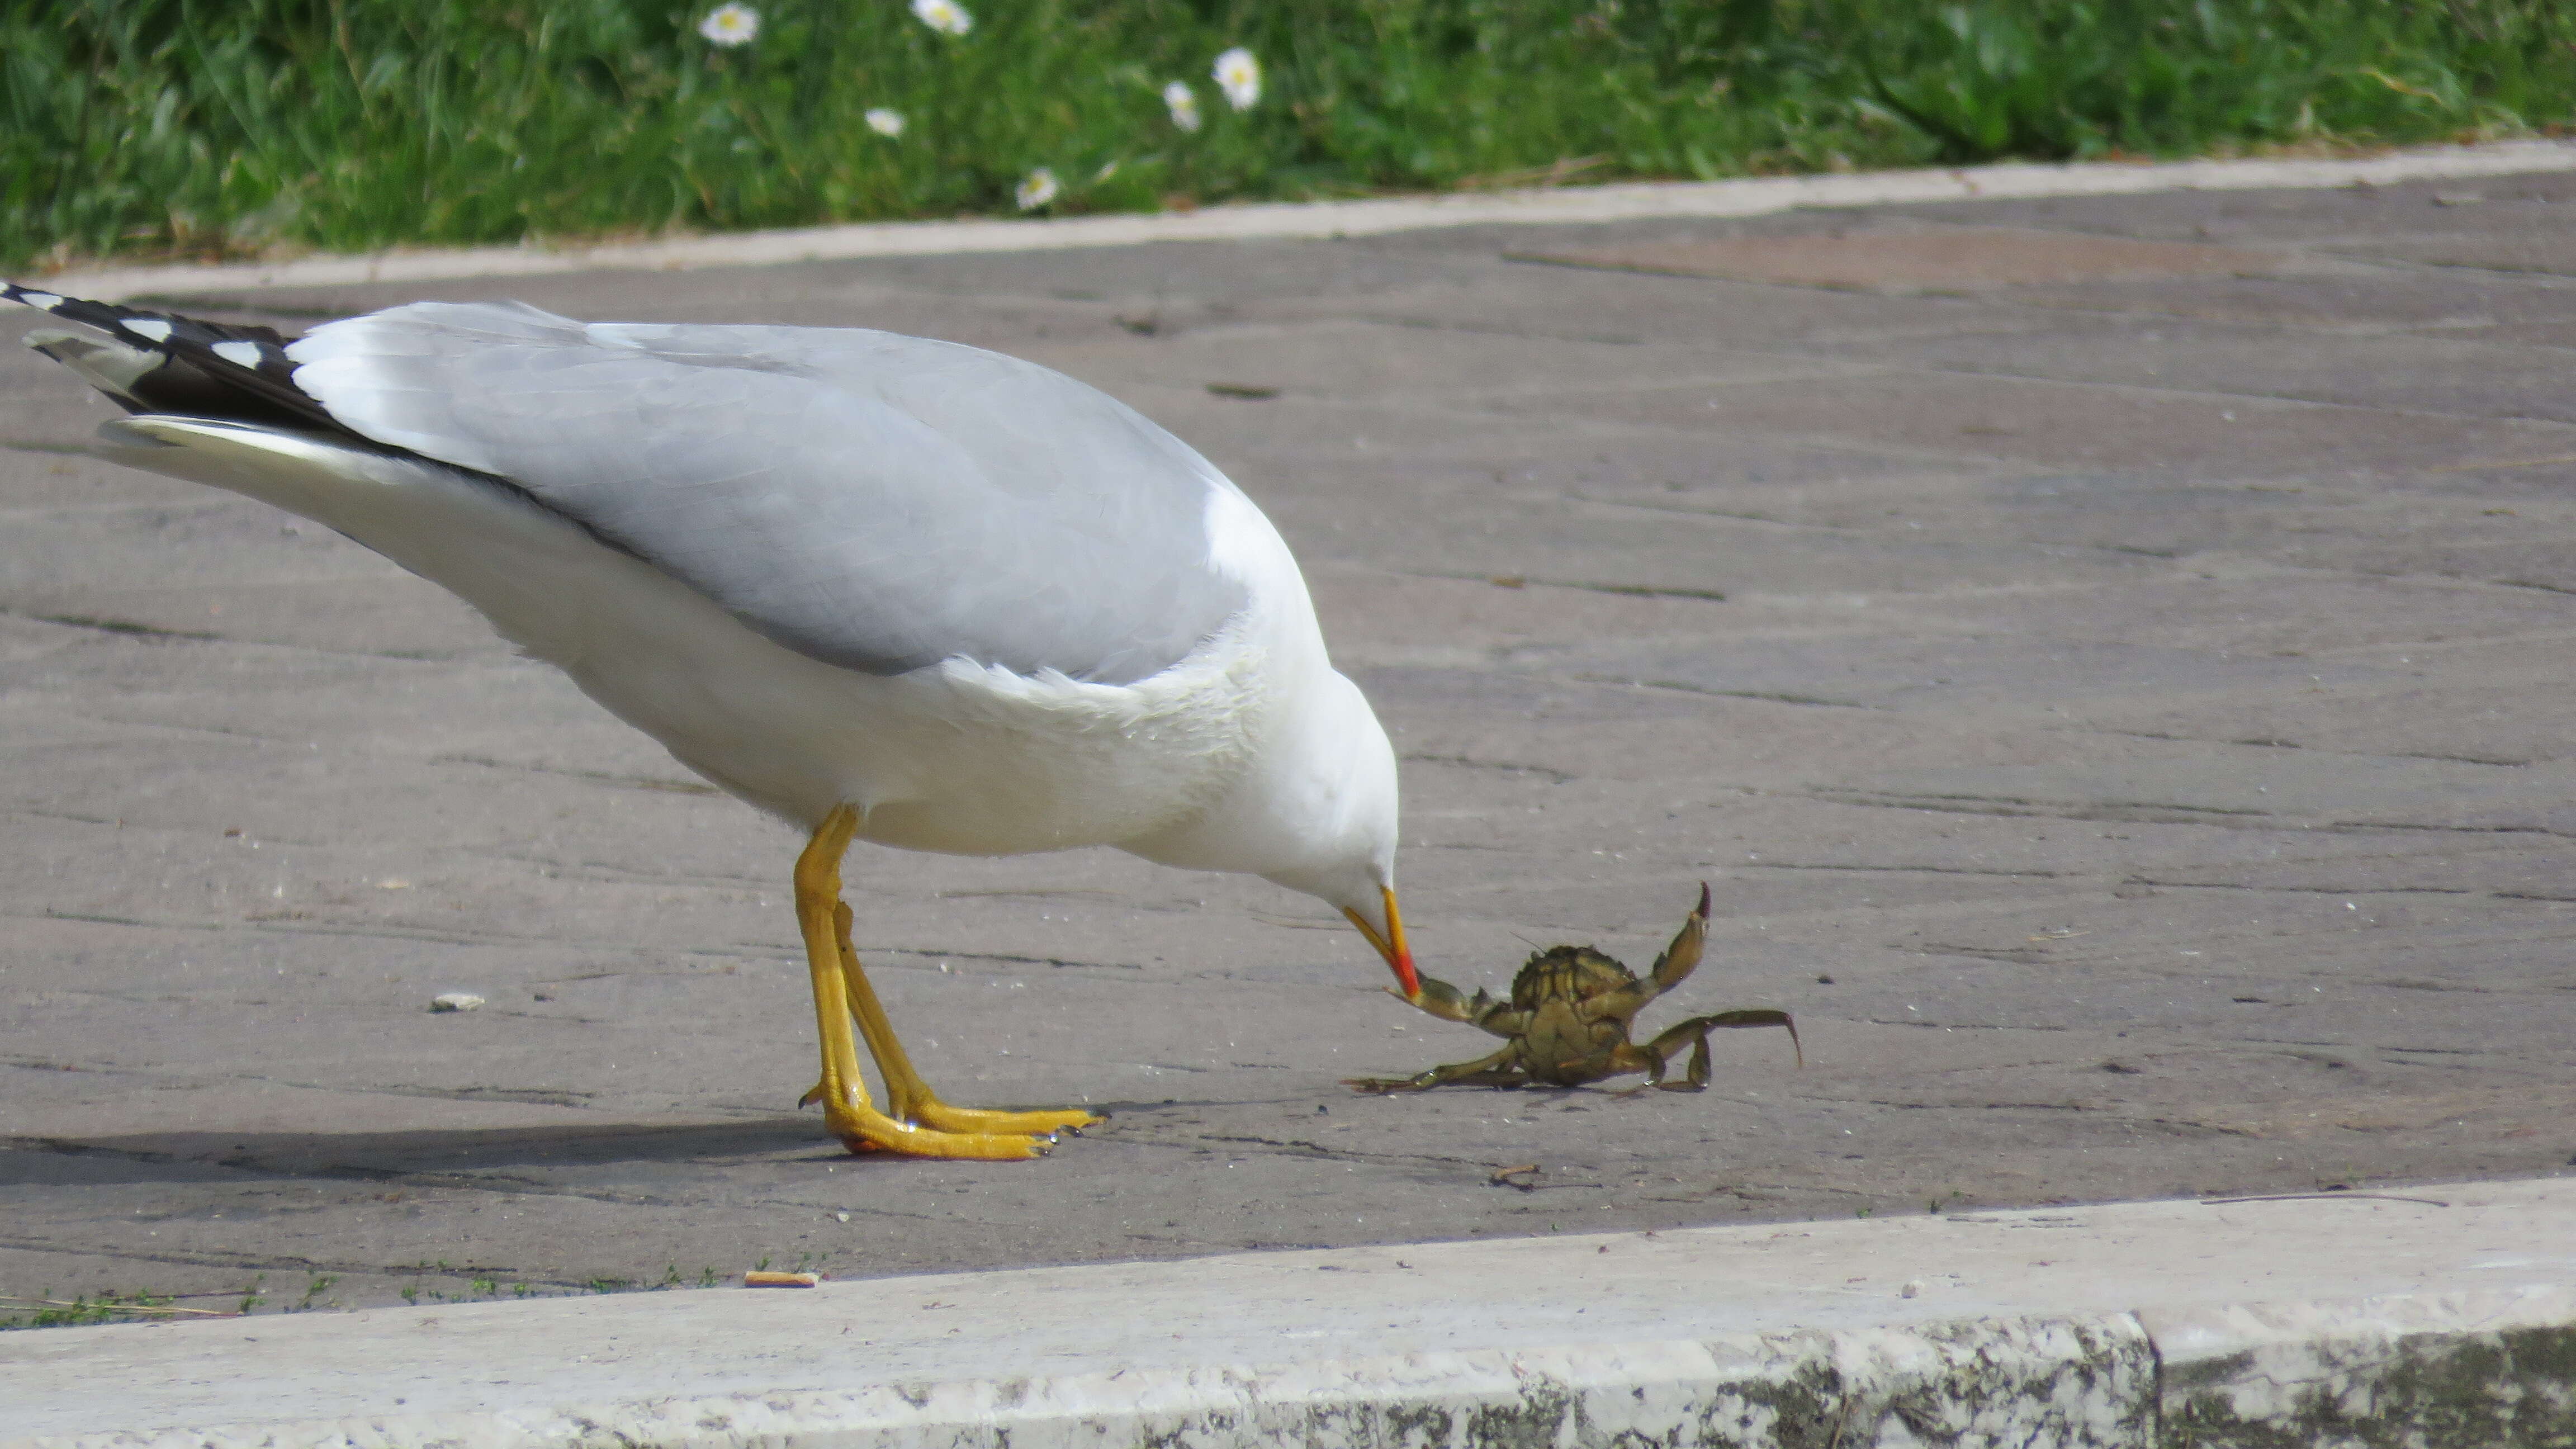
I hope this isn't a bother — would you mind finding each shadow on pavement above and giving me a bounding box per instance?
[2,1119,846,1186]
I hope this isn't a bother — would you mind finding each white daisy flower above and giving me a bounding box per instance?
[1162,81,1202,133]
[864,108,906,138]
[911,0,972,36]
[697,3,759,46]
[1212,47,1260,111]
[1014,168,1060,211]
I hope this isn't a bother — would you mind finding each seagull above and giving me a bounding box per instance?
[6,281,1420,1160]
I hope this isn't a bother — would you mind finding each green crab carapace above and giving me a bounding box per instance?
[1344,884,1801,1093]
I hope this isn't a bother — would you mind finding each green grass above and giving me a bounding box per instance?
[1,1263,761,1328]
[6,0,2573,272]
[0,1276,283,1328]
[0,1290,196,1328]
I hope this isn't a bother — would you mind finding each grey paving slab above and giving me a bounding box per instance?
[2009,268,2576,333]
[1793,309,2576,422]
[1900,164,2576,243]
[8,168,2576,1325]
[1507,225,2301,292]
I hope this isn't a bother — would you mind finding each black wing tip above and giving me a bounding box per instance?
[10,281,365,446]
[7,280,162,347]
[6,280,148,348]
[7,280,347,442]
[5,280,297,375]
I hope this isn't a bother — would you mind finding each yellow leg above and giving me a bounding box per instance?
[832,902,1102,1137]
[790,806,1052,1160]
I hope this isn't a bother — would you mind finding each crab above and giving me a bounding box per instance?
[1343,884,1800,1093]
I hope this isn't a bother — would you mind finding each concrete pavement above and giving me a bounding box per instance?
[7,151,2576,1326]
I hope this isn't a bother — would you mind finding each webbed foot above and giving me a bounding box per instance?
[798,1081,1057,1159]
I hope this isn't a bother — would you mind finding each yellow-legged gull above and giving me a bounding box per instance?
[7,282,1420,1160]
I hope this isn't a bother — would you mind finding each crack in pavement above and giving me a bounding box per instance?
[873,946,1150,972]
[1749,861,2073,878]
[1909,944,2054,963]
[25,907,1079,970]
[1577,495,2232,572]
[1403,568,1729,603]
[1117,1129,1511,1174]
[26,906,603,953]
[2331,819,2576,838]
[2124,878,2479,896]
[0,607,483,664]
[2087,728,2536,769]
[10,610,221,643]
[434,753,723,797]
[1862,1098,2095,1112]
[1600,676,1883,709]
[1857,1017,2072,1031]
[1400,752,1577,784]
[1813,787,2272,821]
[1809,789,2576,839]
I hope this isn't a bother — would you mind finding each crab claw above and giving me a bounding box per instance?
[1395,973,1484,1025]
[1646,882,1713,993]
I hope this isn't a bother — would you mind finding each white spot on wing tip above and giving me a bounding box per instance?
[15,291,63,311]
[211,340,266,368]
[125,319,174,343]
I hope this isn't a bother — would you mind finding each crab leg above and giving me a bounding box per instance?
[1342,1044,1527,1094]
[1626,1008,1802,1092]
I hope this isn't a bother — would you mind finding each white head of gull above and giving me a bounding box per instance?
[7,281,1419,1159]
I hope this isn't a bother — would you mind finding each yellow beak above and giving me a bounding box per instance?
[1342,885,1419,999]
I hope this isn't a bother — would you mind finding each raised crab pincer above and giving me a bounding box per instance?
[1344,884,1800,1094]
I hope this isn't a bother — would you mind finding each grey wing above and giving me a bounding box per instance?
[283,301,1247,684]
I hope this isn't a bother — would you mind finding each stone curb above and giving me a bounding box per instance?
[49,1315,2162,1448]
[2151,1287,2576,1446]
[21,1288,2575,1447]
[10,1180,2570,1447]
[36,139,2576,304]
